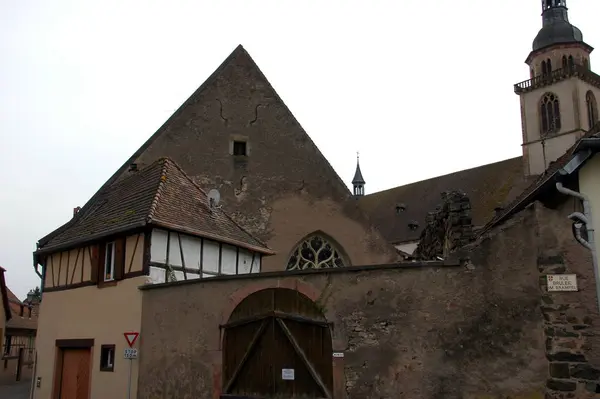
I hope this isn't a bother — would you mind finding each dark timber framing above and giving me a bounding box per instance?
[40,230,147,293]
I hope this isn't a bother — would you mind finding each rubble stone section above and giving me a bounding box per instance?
[413,190,473,260]
[539,253,600,397]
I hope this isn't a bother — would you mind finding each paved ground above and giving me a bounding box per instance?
[0,381,31,399]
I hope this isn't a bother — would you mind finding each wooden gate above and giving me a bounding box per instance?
[222,288,333,398]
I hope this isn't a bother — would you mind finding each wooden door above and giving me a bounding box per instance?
[59,348,91,399]
[222,288,333,398]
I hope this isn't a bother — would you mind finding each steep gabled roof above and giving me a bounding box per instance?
[359,156,531,244]
[0,267,12,322]
[37,44,356,250]
[6,287,37,330]
[36,158,273,255]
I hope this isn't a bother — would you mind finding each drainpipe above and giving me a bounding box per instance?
[556,182,599,313]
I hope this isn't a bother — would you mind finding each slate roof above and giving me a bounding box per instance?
[352,160,365,185]
[36,158,273,255]
[359,157,532,244]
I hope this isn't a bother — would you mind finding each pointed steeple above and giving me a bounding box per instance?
[352,152,365,197]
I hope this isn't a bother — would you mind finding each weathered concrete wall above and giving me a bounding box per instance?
[137,199,600,398]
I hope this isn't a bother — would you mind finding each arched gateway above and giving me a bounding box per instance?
[221,288,333,398]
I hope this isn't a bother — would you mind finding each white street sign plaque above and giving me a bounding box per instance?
[124,348,138,359]
[282,369,295,380]
[547,274,578,292]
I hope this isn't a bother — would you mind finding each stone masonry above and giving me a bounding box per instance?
[533,204,600,398]
[413,190,474,261]
[137,198,600,399]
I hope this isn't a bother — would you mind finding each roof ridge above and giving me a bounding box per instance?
[478,122,600,236]
[36,45,247,248]
[165,159,272,249]
[147,158,171,223]
[365,156,523,197]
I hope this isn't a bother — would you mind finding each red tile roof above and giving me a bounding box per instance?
[5,287,37,331]
[479,123,600,235]
[36,158,273,255]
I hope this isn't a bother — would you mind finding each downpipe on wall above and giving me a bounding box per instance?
[556,182,600,313]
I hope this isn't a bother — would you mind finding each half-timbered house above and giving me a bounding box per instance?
[1,288,38,385]
[32,157,273,399]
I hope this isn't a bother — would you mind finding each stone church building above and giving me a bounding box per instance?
[32,0,600,398]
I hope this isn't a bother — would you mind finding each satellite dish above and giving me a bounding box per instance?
[207,189,221,208]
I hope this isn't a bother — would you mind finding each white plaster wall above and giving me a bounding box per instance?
[148,229,261,283]
[579,154,600,266]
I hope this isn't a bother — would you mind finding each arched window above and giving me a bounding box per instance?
[562,56,568,70]
[540,93,561,135]
[584,58,590,69]
[586,91,598,129]
[542,61,547,76]
[286,233,348,270]
[568,55,575,69]
[547,59,552,73]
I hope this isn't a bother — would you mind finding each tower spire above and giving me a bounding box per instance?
[532,0,584,52]
[352,152,365,197]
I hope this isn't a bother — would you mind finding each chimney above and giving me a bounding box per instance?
[73,206,81,217]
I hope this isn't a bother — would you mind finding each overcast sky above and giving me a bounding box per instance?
[1,0,599,298]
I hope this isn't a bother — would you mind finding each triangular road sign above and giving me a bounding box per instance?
[124,332,139,347]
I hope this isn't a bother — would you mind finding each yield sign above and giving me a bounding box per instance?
[124,332,139,347]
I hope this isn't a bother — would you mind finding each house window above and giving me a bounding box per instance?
[100,345,115,372]
[233,140,247,156]
[104,242,115,281]
[540,92,561,135]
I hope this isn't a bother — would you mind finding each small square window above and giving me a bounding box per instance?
[104,242,115,281]
[100,345,115,372]
[233,141,247,156]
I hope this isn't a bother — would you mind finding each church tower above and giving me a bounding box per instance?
[352,153,365,197]
[515,0,599,176]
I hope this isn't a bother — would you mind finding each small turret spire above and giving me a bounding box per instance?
[352,152,365,197]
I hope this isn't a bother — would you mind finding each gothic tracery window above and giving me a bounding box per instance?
[540,93,561,135]
[286,234,347,270]
[586,91,598,129]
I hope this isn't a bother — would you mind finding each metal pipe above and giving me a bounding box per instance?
[556,182,600,313]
